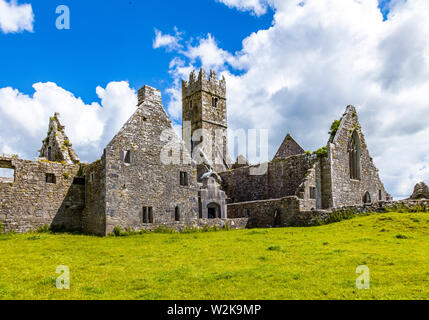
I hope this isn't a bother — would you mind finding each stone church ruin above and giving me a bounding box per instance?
[0,69,393,235]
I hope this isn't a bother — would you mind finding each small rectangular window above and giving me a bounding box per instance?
[180,172,189,186]
[46,173,56,184]
[142,207,153,224]
[379,190,382,201]
[309,187,316,199]
[123,150,132,164]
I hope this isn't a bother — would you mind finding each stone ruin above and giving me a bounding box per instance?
[409,182,429,200]
[0,68,394,235]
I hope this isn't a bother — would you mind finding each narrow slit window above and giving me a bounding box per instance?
[175,207,180,221]
[309,187,316,199]
[123,150,132,164]
[180,172,189,186]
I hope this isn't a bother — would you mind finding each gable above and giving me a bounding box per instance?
[105,85,192,166]
[273,134,305,160]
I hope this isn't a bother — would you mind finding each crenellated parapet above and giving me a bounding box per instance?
[182,68,226,100]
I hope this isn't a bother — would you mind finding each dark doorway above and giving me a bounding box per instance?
[274,210,281,226]
[207,203,220,219]
[363,192,371,204]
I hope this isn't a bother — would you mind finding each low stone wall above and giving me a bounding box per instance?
[227,197,301,228]
[332,199,429,215]
[115,218,250,233]
[290,200,429,227]
[226,199,429,229]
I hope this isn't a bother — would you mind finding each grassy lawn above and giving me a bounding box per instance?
[0,212,428,300]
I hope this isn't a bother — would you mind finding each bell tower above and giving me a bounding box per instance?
[182,68,231,175]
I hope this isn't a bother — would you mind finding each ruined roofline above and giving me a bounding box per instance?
[329,105,358,145]
[219,152,314,174]
[137,85,162,106]
[39,113,80,165]
[181,68,226,98]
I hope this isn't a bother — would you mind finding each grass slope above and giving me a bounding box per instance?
[0,212,428,300]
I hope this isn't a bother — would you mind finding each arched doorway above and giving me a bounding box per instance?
[207,202,221,219]
[363,192,371,204]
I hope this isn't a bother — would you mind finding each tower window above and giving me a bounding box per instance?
[379,190,382,201]
[348,131,361,180]
[123,150,132,164]
[212,97,218,108]
[180,171,189,186]
[46,173,56,184]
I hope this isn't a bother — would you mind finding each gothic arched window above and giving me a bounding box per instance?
[348,131,361,180]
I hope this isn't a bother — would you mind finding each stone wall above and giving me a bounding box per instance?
[81,159,106,235]
[288,200,429,227]
[227,196,302,228]
[220,154,315,203]
[0,156,83,233]
[119,218,249,233]
[328,106,390,208]
[103,86,200,235]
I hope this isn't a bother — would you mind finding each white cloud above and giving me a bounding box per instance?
[0,0,34,33]
[0,81,137,162]
[184,34,234,71]
[157,0,429,199]
[153,28,182,51]
[216,0,271,16]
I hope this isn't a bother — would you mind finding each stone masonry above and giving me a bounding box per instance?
[0,69,397,235]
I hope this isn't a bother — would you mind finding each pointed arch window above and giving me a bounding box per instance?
[348,131,361,180]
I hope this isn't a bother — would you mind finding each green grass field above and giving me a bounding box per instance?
[0,211,428,300]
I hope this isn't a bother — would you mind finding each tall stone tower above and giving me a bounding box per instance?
[182,68,231,176]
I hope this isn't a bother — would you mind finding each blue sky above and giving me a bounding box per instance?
[0,0,273,105]
[2,0,429,200]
